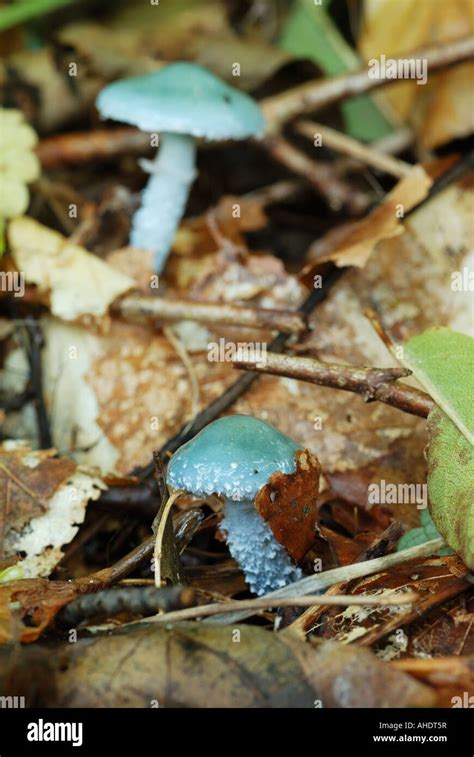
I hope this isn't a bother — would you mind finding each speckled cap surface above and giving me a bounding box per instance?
[96,62,265,140]
[167,415,300,501]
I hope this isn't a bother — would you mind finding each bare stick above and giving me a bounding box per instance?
[204,538,445,624]
[233,351,434,418]
[115,295,306,335]
[296,120,412,178]
[261,134,371,213]
[261,36,474,131]
[37,127,151,169]
[147,590,418,624]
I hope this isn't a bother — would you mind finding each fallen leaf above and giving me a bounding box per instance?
[0,441,106,577]
[0,621,434,707]
[308,166,432,268]
[255,448,321,562]
[8,217,134,322]
[311,555,470,647]
[0,578,77,644]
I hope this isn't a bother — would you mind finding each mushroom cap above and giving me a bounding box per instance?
[167,415,300,501]
[96,62,265,140]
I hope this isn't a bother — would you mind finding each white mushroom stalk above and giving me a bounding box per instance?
[221,499,302,596]
[131,133,197,273]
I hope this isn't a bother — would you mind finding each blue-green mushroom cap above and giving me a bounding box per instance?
[167,415,301,500]
[96,62,265,140]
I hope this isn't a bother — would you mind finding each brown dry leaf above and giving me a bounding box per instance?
[255,448,321,562]
[0,48,100,133]
[359,0,474,148]
[8,217,134,323]
[308,166,432,268]
[283,635,435,708]
[60,2,289,91]
[396,592,474,659]
[0,621,434,707]
[391,656,474,708]
[311,555,470,648]
[0,441,105,578]
[0,578,77,644]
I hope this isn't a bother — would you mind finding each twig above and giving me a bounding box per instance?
[233,351,435,418]
[56,585,196,627]
[204,538,445,624]
[296,120,412,179]
[131,266,345,480]
[146,590,418,624]
[77,536,155,592]
[36,127,151,169]
[261,36,474,131]
[153,490,184,588]
[115,294,306,334]
[261,134,371,213]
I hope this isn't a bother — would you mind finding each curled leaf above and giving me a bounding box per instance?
[255,448,320,562]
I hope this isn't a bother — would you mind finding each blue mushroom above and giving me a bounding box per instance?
[167,415,310,595]
[96,62,265,273]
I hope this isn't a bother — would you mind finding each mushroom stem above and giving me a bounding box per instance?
[221,499,302,596]
[130,132,197,273]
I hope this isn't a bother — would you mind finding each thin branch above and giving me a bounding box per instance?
[204,538,445,625]
[261,134,371,213]
[261,36,474,131]
[57,585,196,627]
[36,127,151,169]
[233,351,434,418]
[115,294,306,334]
[131,266,345,480]
[296,120,412,179]
[146,590,418,624]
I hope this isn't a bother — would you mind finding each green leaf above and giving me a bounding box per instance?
[278,0,393,141]
[402,327,474,445]
[397,508,453,556]
[426,406,474,569]
[0,0,76,31]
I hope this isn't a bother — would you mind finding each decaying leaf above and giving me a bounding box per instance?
[310,554,470,648]
[0,621,434,707]
[8,217,134,322]
[308,166,432,268]
[0,578,78,644]
[427,407,474,570]
[0,441,105,577]
[255,448,321,562]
